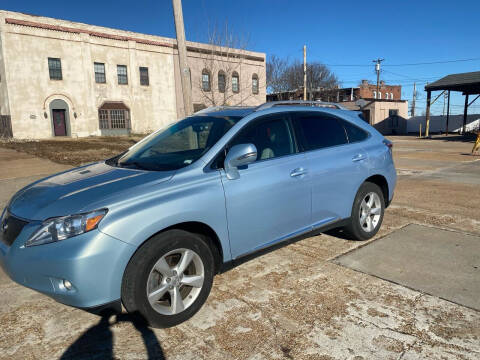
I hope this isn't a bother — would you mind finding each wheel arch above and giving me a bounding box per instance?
[130,221,224,274]
[364,174,390,207]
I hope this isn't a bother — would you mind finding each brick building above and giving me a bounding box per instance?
[266,80,401,102]
[266,80,408,135]
[357,80,401,100]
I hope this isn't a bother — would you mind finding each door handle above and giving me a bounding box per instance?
[290,168,308,177]
[352,154,366,162]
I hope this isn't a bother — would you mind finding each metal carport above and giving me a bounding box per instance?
[425,71,480,136]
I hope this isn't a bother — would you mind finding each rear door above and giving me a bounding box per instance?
[220,113,311,259]
[292,111,370,226]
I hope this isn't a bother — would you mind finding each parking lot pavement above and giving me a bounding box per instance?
[0,148,70,210]
[1,137,479,359]
[335,223,480,311]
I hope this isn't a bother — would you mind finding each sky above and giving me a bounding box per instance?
[2,0,480,115]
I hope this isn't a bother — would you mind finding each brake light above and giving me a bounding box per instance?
[383,139,393,149]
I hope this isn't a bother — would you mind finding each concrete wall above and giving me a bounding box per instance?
[0,25,10,117]
[342,100,409,135]
[0,10,266,139]
[370,101,408,135]
[407,114,480,134]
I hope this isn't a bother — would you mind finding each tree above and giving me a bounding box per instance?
[266,55,290,97]
[266,55,339,100]
[197,23,257,107]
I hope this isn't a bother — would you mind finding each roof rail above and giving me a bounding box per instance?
[255,100,346,111]
[194,105,255,115]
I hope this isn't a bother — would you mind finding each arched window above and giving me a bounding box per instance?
[390,92,394,99]
[202,69,211,91]
[232,71,239,93]
[218,70,226,93]
[385,93,389,100]
[252,74,259,94]
[378,91,382,99]
[373,91,377,99]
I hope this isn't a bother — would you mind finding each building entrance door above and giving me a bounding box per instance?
[52,109,67,136]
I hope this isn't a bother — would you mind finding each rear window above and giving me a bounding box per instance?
[342,120,369,143]
[294,113,348,151]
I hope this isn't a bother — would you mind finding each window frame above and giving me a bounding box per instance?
[139,66,149,86]
[117,65,128,85]
[48,57,62,80]
[202,69,211,92]
[94,62,106,84]
[218,70,226,93]
[252,74,259,94]
[98,104,131,130]
[232,71,239,93]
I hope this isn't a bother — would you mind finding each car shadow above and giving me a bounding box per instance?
[60,309,165,360]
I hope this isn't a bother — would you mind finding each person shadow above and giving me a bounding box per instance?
[60,310,166,360]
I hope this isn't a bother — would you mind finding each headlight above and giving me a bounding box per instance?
[25,209,107,247]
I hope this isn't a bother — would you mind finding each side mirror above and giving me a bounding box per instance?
[224,143,257,180]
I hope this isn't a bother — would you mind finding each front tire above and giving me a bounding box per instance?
[121,229,214,328]
[343,182,385,241]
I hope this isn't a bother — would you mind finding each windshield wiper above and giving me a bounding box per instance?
[120,161,152,171]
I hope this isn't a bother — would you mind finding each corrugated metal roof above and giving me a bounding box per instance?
[425,71,480,93]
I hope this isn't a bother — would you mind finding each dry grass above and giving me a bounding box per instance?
[0,135,146,166]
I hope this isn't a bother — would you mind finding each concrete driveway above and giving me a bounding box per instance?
[0,140,479,360]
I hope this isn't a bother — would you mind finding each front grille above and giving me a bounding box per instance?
[0,212,29,246]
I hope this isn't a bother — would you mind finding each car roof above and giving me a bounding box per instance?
[194,101,349,119]
[195,107,256,118]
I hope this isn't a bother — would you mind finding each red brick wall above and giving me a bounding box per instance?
[358,82,401,100]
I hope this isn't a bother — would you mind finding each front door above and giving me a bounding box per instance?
[52,109,67,136]
[221,114,311,259]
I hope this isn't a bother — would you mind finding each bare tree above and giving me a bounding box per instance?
[266,55,290,98]
[266,55,339,100]
[197,23,256,107]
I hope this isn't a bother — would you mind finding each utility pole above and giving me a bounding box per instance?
[373,58,384,99]
[172,0,193,116]
[411,82,416,117]
[303,45,307,101]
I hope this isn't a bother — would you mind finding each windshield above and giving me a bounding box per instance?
[116,115,242,171]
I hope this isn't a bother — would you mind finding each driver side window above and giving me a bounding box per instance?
[230,115,295,162]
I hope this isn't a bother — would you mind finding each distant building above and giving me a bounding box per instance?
[0,10,266,139]
[266,80,407,135]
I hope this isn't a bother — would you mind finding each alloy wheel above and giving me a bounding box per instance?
[146,248,205,315]
[359,192,382,232]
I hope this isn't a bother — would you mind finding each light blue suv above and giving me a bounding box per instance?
[0,101,396,327]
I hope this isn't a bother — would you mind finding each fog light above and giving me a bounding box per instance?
[63,279,73,290]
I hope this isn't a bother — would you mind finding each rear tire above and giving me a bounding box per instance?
[343,182,385,241]
[121,229,214,328]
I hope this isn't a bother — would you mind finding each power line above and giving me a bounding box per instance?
[324,57,480,67]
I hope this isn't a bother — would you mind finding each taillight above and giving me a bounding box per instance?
[383,139,393,155]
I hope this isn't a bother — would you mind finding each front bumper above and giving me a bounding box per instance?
[0,220,137,309]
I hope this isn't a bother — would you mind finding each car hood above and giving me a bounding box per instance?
[8,162,175,221]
